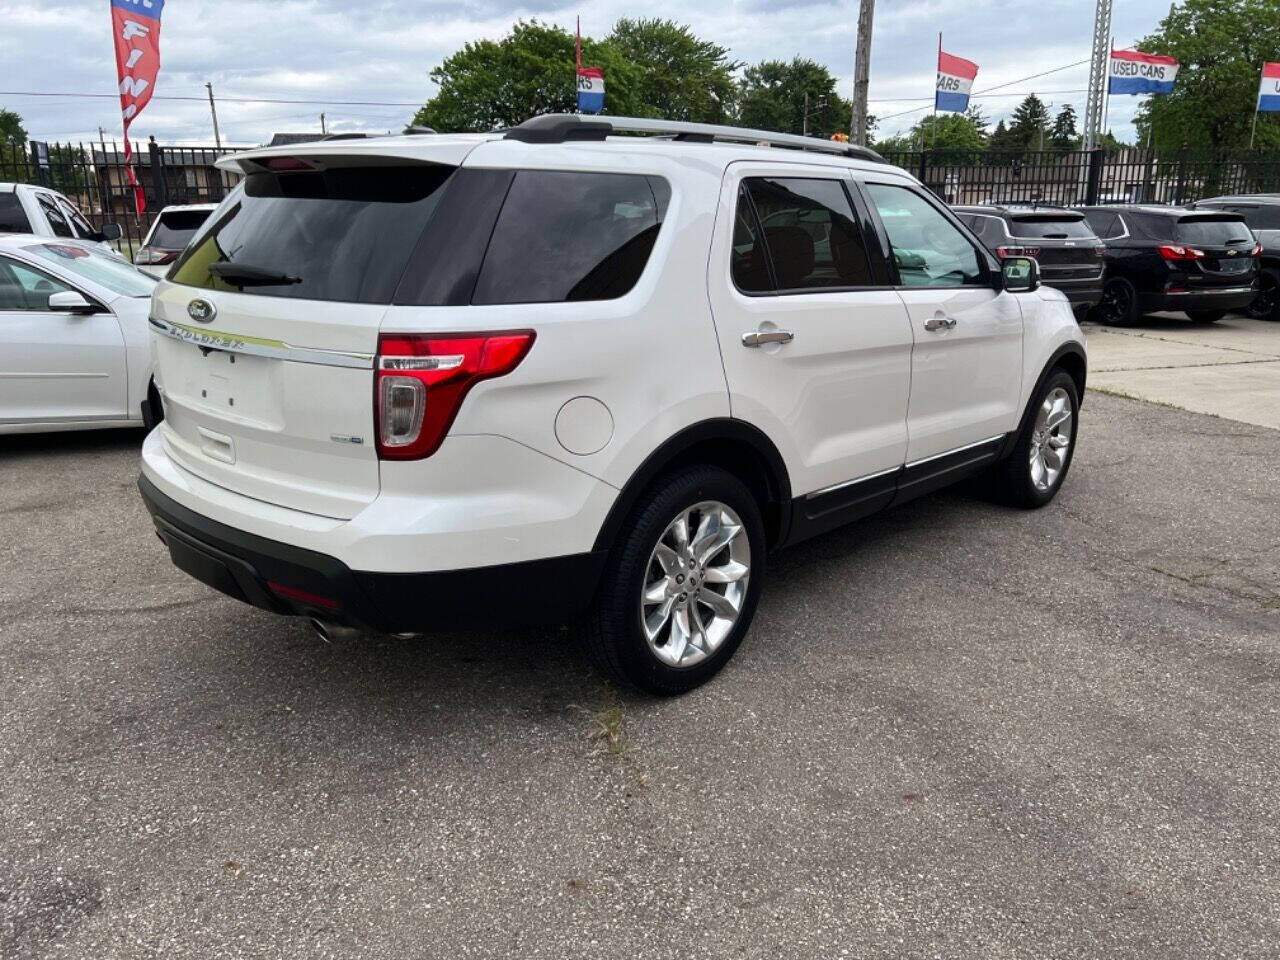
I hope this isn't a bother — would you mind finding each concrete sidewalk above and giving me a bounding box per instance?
[1084,314,1280,429]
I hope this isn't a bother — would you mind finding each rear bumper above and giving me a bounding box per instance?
[139,474,607,632]
[1044,276,1104,308]
[1141,284,1257,314]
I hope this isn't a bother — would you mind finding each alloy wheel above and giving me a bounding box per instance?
[1247,272,1278,320]
[1029,387,1073,492]
[640,501,751,668]
[1100,281,1131,324]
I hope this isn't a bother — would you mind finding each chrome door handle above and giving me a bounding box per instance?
[741,330,795,347]
[924,315,957,332]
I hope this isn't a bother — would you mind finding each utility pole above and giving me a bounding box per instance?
[320,113,327,135]
[1082,0,1113,150]
[206,82,222,148]
[850,0,875,146]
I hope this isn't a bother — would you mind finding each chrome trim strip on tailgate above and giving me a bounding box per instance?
[149,316,375,370]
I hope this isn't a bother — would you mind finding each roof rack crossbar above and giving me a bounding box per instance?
[503,114,884,163]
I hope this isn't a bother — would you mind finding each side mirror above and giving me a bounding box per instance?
[1001,256,1040,293]
[98,223,123,242]
[48,290,97,314]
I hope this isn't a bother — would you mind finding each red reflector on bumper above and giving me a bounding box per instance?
[267,581,339,610]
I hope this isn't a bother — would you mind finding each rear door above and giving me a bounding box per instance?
[707,163,914,505]
[860,179,1023,463]
[1174,214,1257,285]
[153,159,458,519]
[0,255,127,423]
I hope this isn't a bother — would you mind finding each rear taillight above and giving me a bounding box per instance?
[1252,242,1264,257]
[1093,244,1107,258]
[134,247,178,266]
[1158,244,1206,261]
[374,331,535,460]
[259,156,316,172]
[996,246,1040,259]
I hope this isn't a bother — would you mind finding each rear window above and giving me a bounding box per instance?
[149,209,212,250]
[169,165,455,304]
[0,193,30,232]
[1176,217,1253,245]
[1009,217,1096,240]
[471,171,669,304]
[1084,210,1125,240]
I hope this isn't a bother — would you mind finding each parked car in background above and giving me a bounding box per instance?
[954,204,1105,316]
[0,235,160,433]
[1080,204,1259,325]
[134,203,217,277]
[0,182,123,254]
[138,114,1086,695]
[1192,194,1280,321]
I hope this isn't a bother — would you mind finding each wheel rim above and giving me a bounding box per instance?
[1248,273,1277,319]
[640,500,751,668]
[1100,281,1130,323]
[1029,387,1073,492]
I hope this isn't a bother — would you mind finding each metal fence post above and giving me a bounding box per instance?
[148,137,166,210]
[917,150,929,195]
[1085,148,1104,206]
[1174,145,1189,206]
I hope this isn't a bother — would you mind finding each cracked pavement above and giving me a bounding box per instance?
[2,391,1278,959]
[1085,314,1280,428]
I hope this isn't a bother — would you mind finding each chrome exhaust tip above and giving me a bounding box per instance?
[307,617,363,644]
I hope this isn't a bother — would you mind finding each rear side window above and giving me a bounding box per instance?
[1084,210,1124,240]
[170,165,455,304]
[0,193,30,232]
[1010,217,1096,240]
[1176,217,1254,245]
[36,194,74,238]
[471,171,668,304]
[149,209,212,250]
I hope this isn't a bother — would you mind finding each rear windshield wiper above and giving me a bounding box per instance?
[207,260,301,286]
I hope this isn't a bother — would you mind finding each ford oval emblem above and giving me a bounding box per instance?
[187,298,216,323]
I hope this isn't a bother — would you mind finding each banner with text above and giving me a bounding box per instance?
[936,50,979,113]
[1109,49,1179,96]
[1259,62,1280,112]
[111,0,165,214]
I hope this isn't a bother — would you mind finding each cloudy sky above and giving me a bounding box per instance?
[4,0,1170,147]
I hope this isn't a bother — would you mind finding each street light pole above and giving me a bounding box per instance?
[850,0,876,145]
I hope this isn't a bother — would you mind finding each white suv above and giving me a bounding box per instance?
[139,115,1086,694]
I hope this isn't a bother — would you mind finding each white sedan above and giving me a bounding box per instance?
[0,234,159,434]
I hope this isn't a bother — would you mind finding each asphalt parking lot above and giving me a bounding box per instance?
[3,389,1279,959]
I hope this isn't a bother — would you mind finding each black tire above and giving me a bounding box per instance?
[142,380,164,429]
[1188,309,1226,324]
[993,370,1080,509]
[580,466,766,695]
[1092,276,1139,326]
[1246,267,1280,321]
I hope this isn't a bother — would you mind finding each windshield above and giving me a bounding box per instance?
[169,165,455,303]
[149,209,212,250]
[21,242,156,297]
[1010,217,1096,240]
[1176,217,1253,245]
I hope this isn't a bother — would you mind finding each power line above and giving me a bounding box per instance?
[0,90,421,108]
[870,87,1088,105]
[876,58,1092,122]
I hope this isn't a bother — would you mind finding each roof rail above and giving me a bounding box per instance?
[502,114,885,163]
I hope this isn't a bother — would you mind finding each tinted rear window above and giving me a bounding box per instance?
[471,171,669,305]
[170,165,454,304]
[1010,217,1096,240]
[149,209,212,250]
[0,193,29,232]
[1176,217,1253,245]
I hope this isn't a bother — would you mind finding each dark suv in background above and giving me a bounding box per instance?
[954,205,1105,316]
[1193,194,1280,321]
[1081,204,1259,325]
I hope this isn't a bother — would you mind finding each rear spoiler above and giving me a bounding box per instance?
[215,135,496,176]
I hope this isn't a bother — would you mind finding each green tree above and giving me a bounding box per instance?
[412,20,642,131]
[1050,104,1079,153]
[873,107,986,154]
[986,118,1013,153]
[1007,94,1051,152]
[737,57,850,138]
[606,18,737,122]
[1133,0,1280,150]
[0,108,27,146]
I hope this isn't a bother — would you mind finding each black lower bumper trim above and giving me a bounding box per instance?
[138,474,607,632]
[1141,288,1257,313]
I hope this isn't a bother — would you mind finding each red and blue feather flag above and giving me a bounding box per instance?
[1108,50,1179,96]
[110,0,165,213]
[575,17,604,114]
[935,43,978,114]
[1258,62,1280,113]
